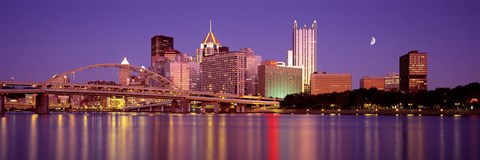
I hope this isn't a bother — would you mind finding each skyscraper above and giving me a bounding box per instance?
[196,20,222,63]
[292,20,317,92]
[161,54,200,91]
[400,50,428,92]
[258,61,302,98]
[151,35,174,66]
[200,49,261,96]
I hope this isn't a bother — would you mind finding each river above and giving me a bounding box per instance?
[0,112,479,160]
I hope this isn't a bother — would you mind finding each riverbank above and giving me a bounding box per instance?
[248,108,480,116]
[2,108,480,116]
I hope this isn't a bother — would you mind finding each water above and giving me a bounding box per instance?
[1,112,479,160]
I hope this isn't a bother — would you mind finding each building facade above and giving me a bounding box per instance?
[200,49,261,96]
[360,77,385,90]
[242,48,262,95]
[196,21,222,63]
[400,50,428,92]
[119,57,130,86]
[258,61,302,98]
[149,34,201,90]
[162,54,200,91]
[151,35,174,66]
[384,72,400,91]
[292,20,317,92]
[311,72,351,95]
[187,61,201,91]
[287,49,293,67]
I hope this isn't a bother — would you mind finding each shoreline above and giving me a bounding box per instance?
[2,109,480,116]
[248,108,480,116]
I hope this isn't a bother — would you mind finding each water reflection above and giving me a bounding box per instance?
[0,113,479,160]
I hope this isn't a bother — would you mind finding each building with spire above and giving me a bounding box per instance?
[292,20,317,93]
[119,57,130,86]
[196,20,222,63]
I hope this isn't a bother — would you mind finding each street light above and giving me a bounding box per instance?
[455,103,460,110]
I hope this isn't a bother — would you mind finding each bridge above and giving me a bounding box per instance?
[0,63,279,114]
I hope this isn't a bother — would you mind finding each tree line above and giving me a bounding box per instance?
[281,82,480,110]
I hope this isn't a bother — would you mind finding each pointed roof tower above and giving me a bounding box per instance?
[121,57,129,65]
[202,20,221,44]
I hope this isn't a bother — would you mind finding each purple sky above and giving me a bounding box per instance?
[1,0,479,90]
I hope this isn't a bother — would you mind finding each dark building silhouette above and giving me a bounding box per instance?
[151,35,174,66]
[400,50,428,92]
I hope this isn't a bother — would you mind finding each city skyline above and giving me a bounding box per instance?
[1,1,479,90]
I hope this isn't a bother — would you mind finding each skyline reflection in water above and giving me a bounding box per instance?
[0,113,479,160]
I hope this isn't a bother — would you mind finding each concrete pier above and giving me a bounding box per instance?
[201,103,206,114]
[0,95,5,114]
[213,102,219,114]
[180,99,190,113]
[35,94,49,114]
[236,104,245,113]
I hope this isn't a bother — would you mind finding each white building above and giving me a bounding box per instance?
[292,20,317,92]
[287,49,293,67]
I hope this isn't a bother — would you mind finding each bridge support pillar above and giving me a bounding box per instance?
[236,104,245,113]
[35,94,49,114]
[180,99,190,113]
[213,102,219,114]
[171,100,179,113]
[0,95,5,114]
[220,103,230,113]
[201,103,206,114]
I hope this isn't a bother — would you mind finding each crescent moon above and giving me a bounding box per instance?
[370,37,376,45]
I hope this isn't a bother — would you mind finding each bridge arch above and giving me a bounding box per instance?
[44,63,181,90]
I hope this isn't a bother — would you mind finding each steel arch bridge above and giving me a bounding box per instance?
[45,63,181,90]
[0,63,280,114]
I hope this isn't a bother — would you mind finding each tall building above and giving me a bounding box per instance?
[311,72,351,95]
[151,35,174,66]
[187,61,201,91]
[400,50,428,92]
[384,72,400,91]
[165,62,189,91]
[163,54,200,91]
[258,61,302,98]
[242,48,262,95]
[200,49,261,96]
[360,77,385,90]
[292,20,317,92]
[119,57,130,86]
[196,21,222,63]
